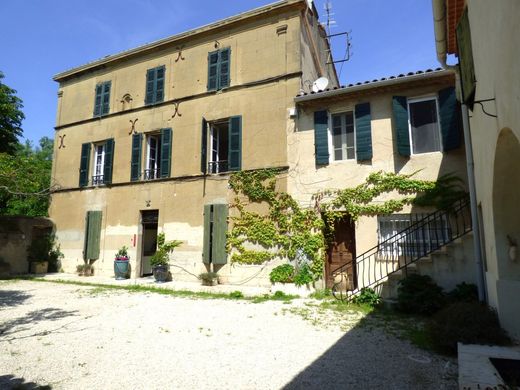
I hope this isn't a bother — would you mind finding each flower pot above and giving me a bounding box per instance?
[153,265,169,283]
[114,260,130,280]
[30,261,48,274]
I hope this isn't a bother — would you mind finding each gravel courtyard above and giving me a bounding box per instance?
[0,280,457,389]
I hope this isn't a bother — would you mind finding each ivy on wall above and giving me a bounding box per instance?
[227,169,466,278]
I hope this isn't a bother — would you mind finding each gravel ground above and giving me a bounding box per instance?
[0,280,457,389]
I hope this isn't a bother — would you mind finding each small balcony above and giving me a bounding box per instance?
[208,160,228,174]
[143,169,160,180]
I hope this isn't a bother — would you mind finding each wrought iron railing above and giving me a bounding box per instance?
[208,160,229,174]
[92,175,105,186]
[332,196,473,301]
[144,169,160,180]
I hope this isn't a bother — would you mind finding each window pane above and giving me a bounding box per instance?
[410,99,440,154]
[346,147,355,160]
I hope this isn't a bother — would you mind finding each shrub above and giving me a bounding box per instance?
[447,282,478,303]
[269,264,295,283]
[397,274,445,315]
[351,288,381,307]
[229,291,244,299]
[150,233,182,267]
[293,264,314,286]
[427,302,510,355]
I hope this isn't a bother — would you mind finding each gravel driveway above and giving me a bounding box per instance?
[0,280,457,389]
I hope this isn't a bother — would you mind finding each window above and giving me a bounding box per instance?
[201,116,241,174]
[79,139,114,187]
[94,81,111,117]
[377,214,449,258]
[145,134,162,180]
[92,143,106,185]
[408,97,441,154]
[145,66,165,105]
[207,48,230,91]
[331,112,355,161]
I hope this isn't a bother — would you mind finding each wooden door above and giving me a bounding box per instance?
[326,216,356,289]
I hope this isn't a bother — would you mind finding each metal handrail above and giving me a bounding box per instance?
[332,196,472,301]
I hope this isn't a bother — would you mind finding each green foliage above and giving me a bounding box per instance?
[199,272,218,282]
[397,274,445,315]
[351,287,382,307]
[150,232,182,267]
[229,290,244,299]
[231,249,274,265]
[309,289,332,300]
[447,282,479,303]
[293,264,314,286]
[115,245,129,259]
[427,302,510,355]
[0,71,24,155]
[269,264,295,283]
[27,233,63,272]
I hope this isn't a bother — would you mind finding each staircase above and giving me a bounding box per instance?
[332,197,473,301]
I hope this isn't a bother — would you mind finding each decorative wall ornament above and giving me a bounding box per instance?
[145,200,151,208]
[214,40,220,49]
[129,118,139,135]
[175,46,185,62]
[58,134,66,149]
[171,102,182,118]
[121,93,133,110]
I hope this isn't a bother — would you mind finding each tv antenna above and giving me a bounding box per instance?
[322,1,353,67]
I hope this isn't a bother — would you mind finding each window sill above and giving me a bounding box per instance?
[409,150,443,157]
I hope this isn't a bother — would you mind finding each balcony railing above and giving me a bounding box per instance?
[144,169,160,180]
[92,175,105,186]
[208,160,229,174]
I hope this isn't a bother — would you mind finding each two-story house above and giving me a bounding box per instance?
[50,0,337,284]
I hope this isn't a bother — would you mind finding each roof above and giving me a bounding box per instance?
[295,68,453,103]
[53,0,307,82]
[446,0,466,54]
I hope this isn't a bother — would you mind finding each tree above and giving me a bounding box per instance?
[0,71,24,154]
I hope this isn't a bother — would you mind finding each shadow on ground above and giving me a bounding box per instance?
[0,375,52,389]
[0,289,32,308]
[282,308,457,390]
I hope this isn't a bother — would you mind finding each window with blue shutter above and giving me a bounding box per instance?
[130,133,142,181]
[228,116,241,171]
[201,118,208,174]
[207,48,231,91]
[355,103,373,161]
[202,204,228,265]
[79,143,91,187]
[103,138,114,185]
[84,211,102,261]
[314,110,329,165]
[160,128,172,178]
[393,96,411,157]
[94,81,111,117]
[145,66,165,105]
[438,87,462,151]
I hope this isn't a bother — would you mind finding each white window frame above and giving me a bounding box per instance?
[407,96,442,155]
[145,134,161,180]
[208,120,229,174]
[328,110,356,163]
[92,143,105,186]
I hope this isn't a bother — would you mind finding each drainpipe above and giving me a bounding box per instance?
[432,0,487,302]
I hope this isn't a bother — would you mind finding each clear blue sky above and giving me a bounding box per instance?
[1,0,439,144]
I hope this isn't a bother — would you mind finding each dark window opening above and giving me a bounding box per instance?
[209,121,229,174]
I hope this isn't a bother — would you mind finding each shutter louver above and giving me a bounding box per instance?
[393,96,411,157]
[438,87,462,151]
[103,138,114,184]
[202,205,211,264]
[145,68,156,105]
[85,211,102,261]
[355,102,373,161]
[79,143,91,187]
[228,116,242,171]
[93,84,102,117]
[160,128,172,178]
[201,118,208,174]
[101,82,111,115]
[219,48,230,89]
[212,204,228,265]
[314,110,329,165]
[130,133,142,181]
[155,66,165,103]
[207,51,219,91]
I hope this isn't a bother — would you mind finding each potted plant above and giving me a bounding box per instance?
[150,233,182,283]
[199,272,218,286]
[114,245,130,280]
[77,263,94,276]
[27,233,63,274]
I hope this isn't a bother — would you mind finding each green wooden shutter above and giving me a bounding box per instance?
[145,68,156,105]
[85,211,102,261]
[93,84,103,117]
[228,116,242,171]
[456,8,476,107]
[103,138,114,184]
[155,66,165,103]
[212,204,228,265]
[393,96,411,157]
[355,102,373,161]
[101,81,111,115]
[314,110,329,165]
[201,118,208,174]
[202,204,211,264]
[130,133,142,181]
[160,128,172,178]
[79,143,91,187]
[219,48,230,89]
[438,87,462,151]
[207,51,219,91]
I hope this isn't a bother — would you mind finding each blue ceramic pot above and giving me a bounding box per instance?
[114,260,130,280]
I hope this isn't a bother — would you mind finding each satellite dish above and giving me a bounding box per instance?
[312,77,329,93]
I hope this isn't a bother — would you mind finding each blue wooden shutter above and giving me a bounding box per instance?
[160,128,172,178]
[84,211,102,261]
[79,143,91,187]
[355,102,373,161]
[103,138,114,184]
[212,204,228,265]
[145,68,156,105]
[101,82,111,115]
[130,133,142,181]
[219,48,230,89]
[201,118,208,174]
[155,66,165,103]
[228,116,242,171]
[392,96,411,157]
[207,51,219,91]
[202,204,211,264]
[438,87,462,151]
[314,110,329,165]
[93,84,103,117]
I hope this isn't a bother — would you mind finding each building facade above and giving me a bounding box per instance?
[50,0,337,285]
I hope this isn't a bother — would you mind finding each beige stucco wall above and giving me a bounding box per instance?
[462,0,520,338]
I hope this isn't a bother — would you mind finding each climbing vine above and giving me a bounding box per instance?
[227,169,466,279]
